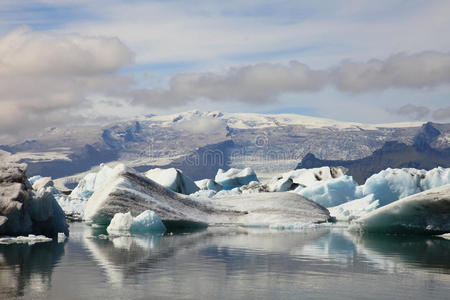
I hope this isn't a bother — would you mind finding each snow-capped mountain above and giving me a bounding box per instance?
[1,110,449,183]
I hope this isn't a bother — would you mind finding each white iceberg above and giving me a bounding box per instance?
[0,234,52,244]
[195,179,222,192]
[356,167,450,206]
[106,210,166,234]
[70,164,114,200]
[215,167,258,189]
[349,184,450,235]
[205,192,331,227]
[145,168,199,195]
[83,163,330,229]
[83,164,225,226]
[0,164,69,238]
[269,167,346,192]
[328,194,379,221]
[294,176,357,207]
[190,190,217,199]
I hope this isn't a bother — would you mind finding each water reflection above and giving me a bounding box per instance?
[352,233,450,274]
[0,241,65,298]
[1,224,450,299]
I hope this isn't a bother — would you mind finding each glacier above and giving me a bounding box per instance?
[145,167,199,195]
[349,184,450,234]
[215,167,258,189]
[106,210,166,234]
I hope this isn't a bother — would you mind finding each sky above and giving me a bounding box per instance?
[1,0,450,142]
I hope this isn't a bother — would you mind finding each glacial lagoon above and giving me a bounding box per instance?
[1,223,450,300]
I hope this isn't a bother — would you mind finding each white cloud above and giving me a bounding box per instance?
[332,52,450,92]
[388,104,430,120]
[126,52,450,108]
[0,26,132,75]
[0,27,133,139]
[432,106,450,121]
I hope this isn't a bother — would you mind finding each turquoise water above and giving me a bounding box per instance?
[1,223,450,299]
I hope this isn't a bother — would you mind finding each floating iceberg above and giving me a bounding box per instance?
[294,176,357,207]
[106,210,166,234]
[328,194,379,221]
[83,164,228,226]
[292,167,450,216]
[350,184,450,235]
[205,192,331,227]
[269,167,346,192]
[145,168,199,195]
[70,164,114,200]
[83,163,329,229]
[0,234,52,244]
[357,167,450,206]
[195,179,222,192]
[215,167,258,189]
[0,164,68,238]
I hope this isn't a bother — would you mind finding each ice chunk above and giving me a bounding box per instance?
[0,164,68,238]
[131,210,166,233]
[106,211,166,234]
[214,187,242,197]
[84,163,330,229]
[57,232,67,243]
[83,164,227,226]
[328,194,379,221]
[106,212,134,232]
[145,168,199,195]
[269,167,346,192]
[195,179,223,192]
[70,164,114,200]
[267,177,293,192]
[357,167,450,206]
[215,167,258,189]
[350,184,450,235]
[190,190,217,199]
[206,192,331,227]
[294,176,357,207]
[0,234,52,244]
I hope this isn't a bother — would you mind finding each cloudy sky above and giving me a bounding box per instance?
[1,0,450,141]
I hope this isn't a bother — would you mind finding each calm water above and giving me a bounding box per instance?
[1,223,450,300]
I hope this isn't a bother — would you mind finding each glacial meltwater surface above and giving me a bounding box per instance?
[1,223,450,300]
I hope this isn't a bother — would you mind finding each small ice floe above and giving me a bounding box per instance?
[0,234,52,245]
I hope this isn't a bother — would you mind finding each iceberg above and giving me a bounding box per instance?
[70,164,114,200]
[83,163,330,228]
[0,163,68,238]
[328,194,379,221]
[294,176,357,207]
[106,210,166,234]
[205,192,331,228]
[350,184,450,235]
[0,234,52,244]
[215,167,258,189]
[357,167,450,206]
[145,168,199,195]
[195,179,223,192]
[269,167,346,192]
[83,164,229,226]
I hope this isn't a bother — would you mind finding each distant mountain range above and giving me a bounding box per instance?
[296,122,450,184]
[1,111,449,183]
